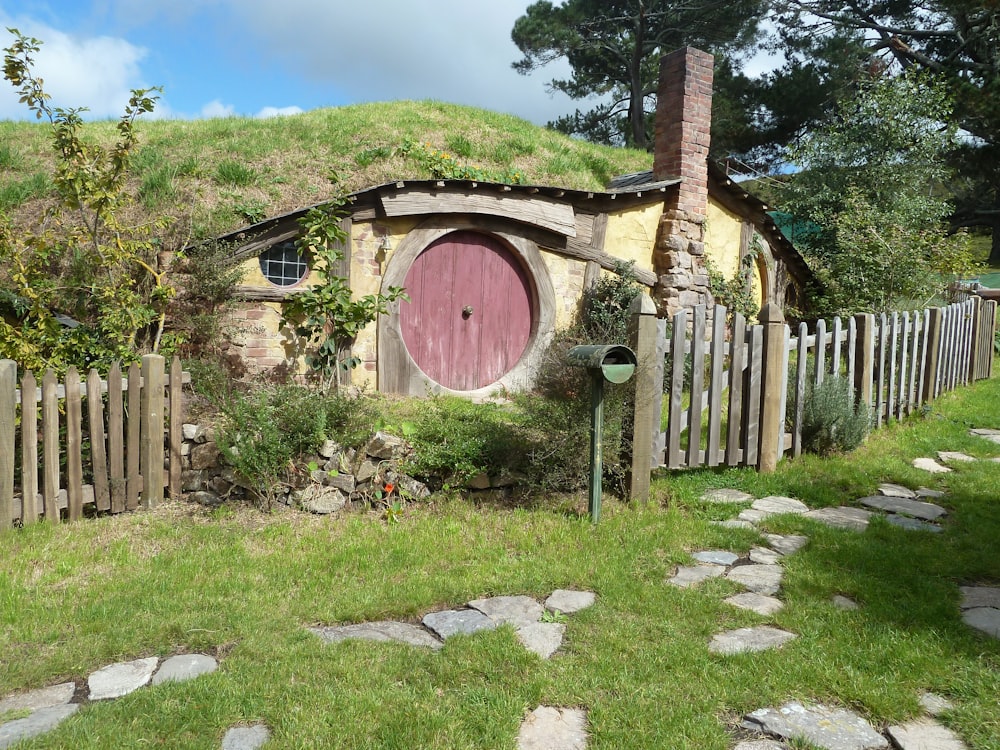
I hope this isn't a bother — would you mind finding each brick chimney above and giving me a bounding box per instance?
[652,47,715,316]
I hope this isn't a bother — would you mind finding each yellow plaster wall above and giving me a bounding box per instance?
[540,251,588,328]
[704,198,743,278]
[603,203,661,274]
[704,197,764,312]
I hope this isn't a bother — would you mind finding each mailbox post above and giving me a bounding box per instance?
[567,344,637,523]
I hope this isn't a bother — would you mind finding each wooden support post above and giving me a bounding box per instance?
[922,307,943,402]
[628,294,662,502]
[0,360,15,529]
[140,354,165,509]
[757,303,785,473]
[853,313,874,411]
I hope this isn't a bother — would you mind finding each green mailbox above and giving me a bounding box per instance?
[567,344,637,523]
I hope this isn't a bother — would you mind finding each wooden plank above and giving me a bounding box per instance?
[743,325,763,467]
[814,318,826,386]
[875,314,888,427]
[380,187,578,237]
[830,316,842,378]
[65,368,84,522]
[888,313,899,420]
[653,318,667,466]
[725,314,747,466]
[107,364,126,513]
[898,312,911,417]
[846,316,857,397]
[87,369,111,512]
[169,356,183,502]
[126,363,141,511]
[140,355,165,509]
[705,305,727,466]
[686,305,706,468]
[792,321,808,457]
[41,370,60,523]
[627,294,662,497]
[758,304,786,472]
[20,370,38,524]
[0,360,14,529]
[918,308,933,404]
[667,309,687,469]
[907,311,920,414]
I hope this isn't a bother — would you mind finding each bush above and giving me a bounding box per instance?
[800,376,871,455]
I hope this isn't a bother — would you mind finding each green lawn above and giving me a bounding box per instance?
[2,370,1000,748]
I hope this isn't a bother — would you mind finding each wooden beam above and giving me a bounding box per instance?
[379,188,577,237]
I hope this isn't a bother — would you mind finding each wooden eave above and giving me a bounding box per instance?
[212,178,678,262]
[706,163,815,287]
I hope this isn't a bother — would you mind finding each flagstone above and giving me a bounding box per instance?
[709,626,797,655]
[742,702,889,750]
[803,507,872,531]
[544,590,596,615]
[959,586,1000,609]
[88,657,159,701]
[832,595,859,610]
[517,706,588,750]
[726,564,784,596]
[878,483,916,498]
[919,692,955,716]
[668,565,725,588]
[749,546,782,565]
[937,451,976,463]
[752,496,809,515]
[0,705,79,749]
[886,718,968,749]
[856,495,946,520]
[961,607,1000,638]
[468,595,544,628]
[221,724,271,750]
[516,622,565,659]
[725,592,785,616]
[764,534,809,555]
[309,621,443,650]
[692,550,740,566]
[701,488,754,504]
[885,515,943,533]
[713,519,757,530]
[151,654,218,685]
[912,458,952,473]
[422,609,497,639]
[0,683,74,714]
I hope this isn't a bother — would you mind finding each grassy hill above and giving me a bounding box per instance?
[0,100,653,252]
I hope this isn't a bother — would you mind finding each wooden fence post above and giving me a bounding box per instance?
[140,354,165,509]
[0,360,15,529]
[757,303,785,473]
[628,294,662,502]
[922,307,943,402]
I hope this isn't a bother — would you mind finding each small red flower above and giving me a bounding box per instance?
[384,482,395,494]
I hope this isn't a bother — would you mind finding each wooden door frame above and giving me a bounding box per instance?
[377,216,556,397]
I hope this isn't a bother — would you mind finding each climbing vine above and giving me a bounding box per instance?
[705,238,762,323]
[280,183,408,391]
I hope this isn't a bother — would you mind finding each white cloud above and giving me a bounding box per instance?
[256,105,304,119]
[199,99,235,118]
[0,14,149,119]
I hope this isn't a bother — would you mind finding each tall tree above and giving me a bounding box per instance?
[511,0,765,149]
[771,1,1000,263]
[779,72,978,314]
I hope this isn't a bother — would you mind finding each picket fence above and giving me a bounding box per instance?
[627,296,997,499]
[0,355,186,526]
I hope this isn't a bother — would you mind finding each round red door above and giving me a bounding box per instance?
[400,231,534,391]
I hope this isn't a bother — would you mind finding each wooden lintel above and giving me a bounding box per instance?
[378,188,577,237]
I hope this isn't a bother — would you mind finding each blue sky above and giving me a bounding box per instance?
[0,1,582,123]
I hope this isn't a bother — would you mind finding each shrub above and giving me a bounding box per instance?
[800,376,871,455]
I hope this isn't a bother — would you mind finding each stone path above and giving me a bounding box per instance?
[0,654,220,749]
[693,471,998,749]
[6,427,1000,749]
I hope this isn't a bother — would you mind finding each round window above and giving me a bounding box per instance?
[259,241,308,287]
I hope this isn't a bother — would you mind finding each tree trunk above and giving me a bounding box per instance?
[628,5,648,150]
[989,219,1000,267]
